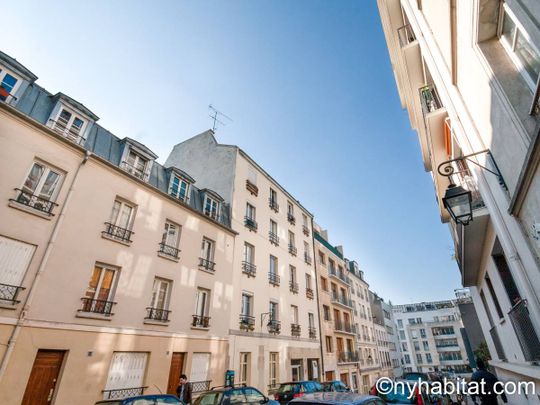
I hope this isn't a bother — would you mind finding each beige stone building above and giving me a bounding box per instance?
[0,51,236,404]
[313,225,359,390]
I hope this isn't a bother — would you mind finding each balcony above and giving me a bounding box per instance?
[303,225,310,236]
[246,179,258,196]
[309,327,317,339]
[329,267,350,285]
[304,253,312,265]
[48,118,85,144]
[331,292,353,309]
[102,222,134,244]
[288,244,297,256]
[508,299,540,361]
[102,387,147,400]
[0,283,25,305]
[269,231,279,246]
[289,281,299,294]
[145,307,171,323]
[267,319,281,335]
[338,351,359,364]
[291,323,301,337]
[268,272,280,286]
[287,213,296,225]
[10,188,58,216]
[239,314,255,331]
[158,242,180,260]
[199,257,216,273]
[334,320,356,335]
[242,261,256,277]
[244,216,258,232]
[269,198,279,213]
[79,297,115,316]
[192,315,211,328]
[120,161,148,181]
[306,288,314,300]
[397,24,416,48]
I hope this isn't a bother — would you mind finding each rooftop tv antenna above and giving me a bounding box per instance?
[209,104,232,132]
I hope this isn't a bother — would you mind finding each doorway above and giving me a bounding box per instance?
[167,352,186,395]
[291,359,303,382]
[21,350,65,405]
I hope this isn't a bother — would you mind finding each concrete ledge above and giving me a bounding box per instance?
[9,200,53,220]
[76,312,113,321]
[491,360,540,380]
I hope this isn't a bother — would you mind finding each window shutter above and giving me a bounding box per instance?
[0,236,35,286]
[104,352,148,394]
[190,353,211,382]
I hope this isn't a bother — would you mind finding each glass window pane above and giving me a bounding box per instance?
[1,73,17,93]
[515,31,540,84]
[501,12,516,47]
[39,170,60,199]
[23,163,45,193]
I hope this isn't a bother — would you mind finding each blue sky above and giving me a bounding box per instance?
[4,0,462,304]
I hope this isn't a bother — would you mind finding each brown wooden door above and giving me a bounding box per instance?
[167,352,185,395]
[22,350,65,405]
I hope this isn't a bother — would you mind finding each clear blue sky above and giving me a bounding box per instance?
[5,0,462,304]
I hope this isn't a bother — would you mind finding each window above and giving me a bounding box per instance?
[423,341,429,351]
[499,7,540,88]
[82,264,119,315]
[200,238,215,272]
[426,353,433,363]
[244,243,255,264]
[287,201,295,223]
[492,240,521,306]
[50,107,87,142]
[413,341,420,351]
[416,317,422,324]
[289,265,297,293]
[397,319,403,328]
[241,293,252,316]
[0,70,18,101]
[123,149,149,180]
[104,199,136,242]
[320,276,328,291]
[399,330,406,340]
[160,221,181,258]
[103,352,148,399]
[404,354,411,364]
[326,336,333,352]
[269,301,279,321]
[269,220,278,244]
[150,278,171,310]
[269,353,279,387]
[288,231,296,253]
[239,353,250,384]
[323,305,331,321]
[269,188,278,211]
[485,275,504,318]
[169,174,190,202]
[17,161,63,213]
[416,354,422,364]
[203,195,220,220]
[291,305,299,324]
[193,288,210,327]
[269,255,278,275]
[246,203,256,220]
[420,328,426,338]
[402,342,408,352]
[190,353,211,383]
[0,236,35,305]
[305,273,312,289]
[319,251,326,265]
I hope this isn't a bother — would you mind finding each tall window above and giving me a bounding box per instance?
[323,305,331,321]
[291,305,299,325]
[104,352,148,399]
[269,301,279,321]
[246,203,256,220]
[492,241,521,306]
[200,238,215,270]
[195,288,210,321]
[239,353,251,384]
[0,236,35,304]
[319,251,326,265]
[20,161,62,206]
[270,220,278,235]
[82,264,119,315]
[160,221,181,258]
[150,278,171,310]
[305,273,312,290]
[325,336,333,352]
[269,255,278,275]
[287,201,294,216]
[423,341,429,351]
[288,231,295,248]
[290,265,297,283]
[169,175,190,202]
[203,195,219,220]
[110,199,135,231]
[244,243,255,264]
[485,275,504,319]
[269,352,279,387]
[125,150,148,180]
[270,188,278,205]
[308,312,315,328]
[241,293,253,316]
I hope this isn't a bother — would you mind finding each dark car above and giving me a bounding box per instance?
[370,379,431,405]
[194,385,279,405]
[322,381,351,393]
[95,394,182,405]
[274,381,324,404]
[401,373,430,382]
[290,392,384,405]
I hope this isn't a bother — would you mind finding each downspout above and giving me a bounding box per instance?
[0,150,91,380]
[310,217,325,381]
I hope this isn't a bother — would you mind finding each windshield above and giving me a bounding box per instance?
[194,392,224,405]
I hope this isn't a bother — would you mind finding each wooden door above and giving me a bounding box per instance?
[167,352,185,395]
[22,350,65,405]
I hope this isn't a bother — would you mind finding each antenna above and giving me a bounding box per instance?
[209,104,232,132]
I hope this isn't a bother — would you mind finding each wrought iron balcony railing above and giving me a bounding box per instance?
[331,292,353,308]
[120,161,148,181]
[289,281,299,294]
[192,314,211,328]
[419,84,443,115]
[269,198,279,213]
[145,307,171,322]
[242,261,256,277]
[102,387,147,400]
[199,257,216,272]
[508,299,540,361]
[11,188,58,215]
[244,216,258,231]
[269,231,279,246]
[287,213,296,225]
[306,288,314,299]
[337,351,359,364]
[291,323,301,337]
[191,380,212,393]
[397,24,416,47]
[102,222,134,243]
[309,326,317,339]
[158,242,180,259]
[267,319,281,334]
[288,244,297,256]
[79,297,116,316]
[48,118,85,144]
[329,267,351,285]
[239,314,255,331]
[268,272,280,286]
[0,283,25,304]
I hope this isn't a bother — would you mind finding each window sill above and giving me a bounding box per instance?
[191,326,210,331]
[101,233,132,246]
[198,267,216,275]
[76,312,113,321]
[0,303,18,310]
[157,252,180,262]
[144,320,170,326]
[8,200,53,220]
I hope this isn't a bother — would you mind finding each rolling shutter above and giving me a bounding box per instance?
[0,236,35,286]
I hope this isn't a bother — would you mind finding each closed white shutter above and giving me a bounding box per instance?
[104,352,148,395]
[190,353,210,382]
[0,236,35,286]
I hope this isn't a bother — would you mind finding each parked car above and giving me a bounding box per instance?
[370,379,431,405]
[274,381,324,404]
[401,373,430,382]
[290,392,384,405]
[194,385,279,405]
[95,394,182,405]
[322,381,351,393]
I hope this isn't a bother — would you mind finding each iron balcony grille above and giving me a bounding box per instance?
[303,225,310,236]
[11,188,58,215]
[267,319,281,334]
[397,24,416,47]
[239,314,255,331]
[120,161,148,181]
[269,198,279,213]
[508,299,540,361]
[269,232,279,246]
[103,222,134,243]
[329,267,351,284]
[331,293,353,308]
[287,213,296,225]
[192,315,211,328]
[242,261,256,277]
[102,387,147,400]
[306,288,314,299]
[289,281,299,294]
[192,380,212,393]
[244,216,258,232]
[268,272,280,286]
[338,351,359,364]
[0,283,25,304]
[199,257,216,272]
[79,297,116,316]
[48,118,85,144]
[304,253,312,265]
[145,307,171,322]
[158,242,180,259]
[309,327,317,339]
[419,84,443,115]
[291,323,301,337]
[288,244,297,256]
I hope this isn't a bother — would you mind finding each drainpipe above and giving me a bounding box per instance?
[310,217,325,380]
[0,151,91,380]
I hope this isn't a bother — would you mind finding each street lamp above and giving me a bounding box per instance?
[442,183,472,226]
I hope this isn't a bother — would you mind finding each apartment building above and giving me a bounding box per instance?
[377,1,540,400]
[370,292,400,378]
[393,300,472,377]
[0,51,236,404]
[313,225,359,391]
[165,131,321,392]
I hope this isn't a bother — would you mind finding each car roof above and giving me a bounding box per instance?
[291,393,380,405]
[123,394,180,402]
[280,381,317,385]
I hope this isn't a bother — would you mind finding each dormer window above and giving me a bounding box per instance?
[204,195,219,220]
[50,108,87,144]
[123,150,148,180]
[0,71,18,102]
[169,175,190,202]
[119,138,157,183]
